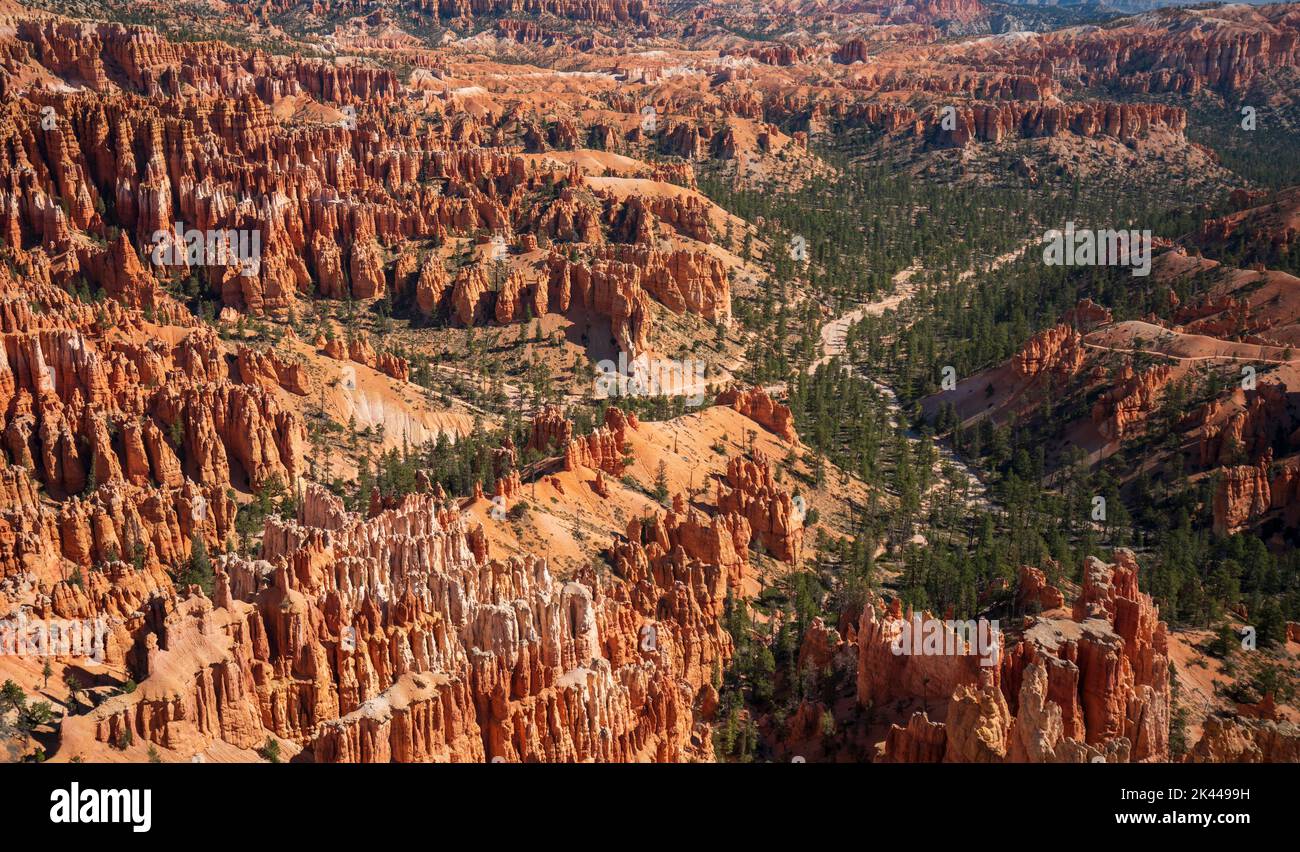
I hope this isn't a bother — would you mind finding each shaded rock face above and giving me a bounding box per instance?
[1190,716,1300,763]
[866,550,1170,763]
[857,597,1002,716]
[1061,551,1169,759]
[1061,298,1113,330]
[237,346,308,395]
[543,244,731,357]
[765,96,1189,149]
[411,241,732,359]
[561,407,638,476]
[528,406,575,457]
[716,453,803,563]
[1091,364,1175,442]
[1213,450,1273,536]
[925,102,1187,148]
[319,332,409,382]
[1195,187,1300,269]
[72,484,733,762]
[1012,324,1084,382]
[878,711,948,763]
[1016,564,1063,613]
[1194,380,1300,535]
[1197,383,1289,470]
[0,272,289,610]
[716,387,797,443]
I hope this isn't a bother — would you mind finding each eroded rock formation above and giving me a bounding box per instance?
[74,483,732,762]
[863,550,1170,763]
[716,387,797,443]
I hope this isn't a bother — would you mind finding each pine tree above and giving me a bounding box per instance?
[180,533,214,596]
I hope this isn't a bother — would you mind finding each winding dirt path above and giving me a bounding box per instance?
[807,240,1039,518]
[1080,340,1300,365]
